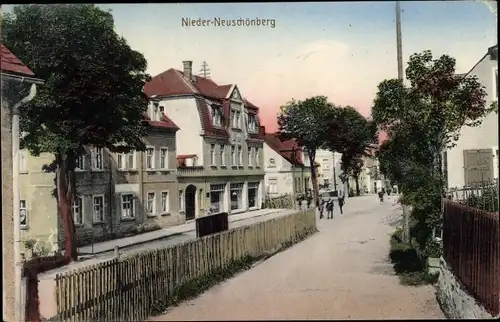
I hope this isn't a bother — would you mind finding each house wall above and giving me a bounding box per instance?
[316,149,343,192]
[1,87,15,322]
[447,54,498,188]
[159,96,203,164]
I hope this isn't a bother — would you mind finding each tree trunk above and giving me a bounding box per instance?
[308,153,320,209]
[354,175,361,196]
[56,152,78,261]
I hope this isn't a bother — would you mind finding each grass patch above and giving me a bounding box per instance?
[389,229,439,286]
[150,228,317,316]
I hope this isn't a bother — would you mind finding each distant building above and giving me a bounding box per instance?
[445,44,498,188]
[263,133,312,197]
[315,149,344,193]
[144,61,265,218]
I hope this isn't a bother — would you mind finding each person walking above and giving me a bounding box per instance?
[319,198,325,219]
[326,198,334,219]
[338,193,345,215]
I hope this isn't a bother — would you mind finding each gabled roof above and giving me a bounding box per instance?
[144,66,263,140]
[264,133,305,167]
[143,113,179,131]
[0,44,35,76]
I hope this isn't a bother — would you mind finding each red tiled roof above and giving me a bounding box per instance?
[143,113,179,131]
[264,133,305,167]
[0,44,35,76]
[144,66,262,139]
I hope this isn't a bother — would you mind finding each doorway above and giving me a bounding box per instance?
[185,184,197,220]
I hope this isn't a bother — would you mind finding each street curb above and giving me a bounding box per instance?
[81,209,284,256]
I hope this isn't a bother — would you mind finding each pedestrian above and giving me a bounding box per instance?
[319,198,325,219]
[326,198,334,219]
[338,193,345,215]
[378,190,384,203]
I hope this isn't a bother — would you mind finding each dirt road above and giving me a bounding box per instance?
[150,195,445,320]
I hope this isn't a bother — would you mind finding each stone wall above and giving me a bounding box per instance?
[436,257,497,319]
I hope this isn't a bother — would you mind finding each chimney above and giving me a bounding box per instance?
[182,61,193,80]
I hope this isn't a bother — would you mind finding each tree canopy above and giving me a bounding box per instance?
[372,50,492,256]
[277,96,336,206]
[2,4,151,260]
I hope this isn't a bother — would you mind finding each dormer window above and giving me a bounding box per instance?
[211,105,223,127]
[151,101,162,121]
[248,114,259,132]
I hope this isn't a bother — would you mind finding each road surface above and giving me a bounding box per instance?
[150,194,445,320]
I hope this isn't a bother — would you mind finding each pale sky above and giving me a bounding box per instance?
[3,2,498,132]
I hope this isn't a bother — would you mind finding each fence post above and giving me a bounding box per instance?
[114,246,120,259]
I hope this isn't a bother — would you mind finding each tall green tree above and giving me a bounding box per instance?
[372,50,493,254]
[277,96,335,207]
[2,4,151,261]
[324,106,378,195]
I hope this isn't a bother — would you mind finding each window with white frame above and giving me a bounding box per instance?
[121,194,135,218]
[91,146,103,170]
[255,147,260,166]
[117,151,136,170]
[210,184,225,213]
[20,200,28,229]
[72,196,83,225]
[248,147,253,166]
[76,152,90,171]
[158,105,165,121]
[220,145,226,166]
[92,195,104,222]
[178,190,184,211]
[210,144,216,166]
[152,101,159,121]
[161,191,169,214]
[268,178,278,195]
[238,146,243,166]
[146,147,155,169]
[147,192,156,215]
[211,105,223,127]
[248,114,258,132]
[248,182,259,208]
[160,148,169,169]
[231,145,236,166]
[232,110,241,128]
[19,149,27,173]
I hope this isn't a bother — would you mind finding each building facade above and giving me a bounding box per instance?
[144,61,265,220]
[316,149,344,193]
[445,45,498,188]
[18,114,180,254]
[263,133,312,197]
[1,43,44,322]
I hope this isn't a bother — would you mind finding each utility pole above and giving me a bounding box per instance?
[396,0,409,244]
[332,153,338,193]
[198,61,211,79]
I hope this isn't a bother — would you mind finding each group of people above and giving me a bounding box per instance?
[319,192,345,220]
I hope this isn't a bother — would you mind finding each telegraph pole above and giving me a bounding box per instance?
[396,0,409,244]
[198,61,211,79]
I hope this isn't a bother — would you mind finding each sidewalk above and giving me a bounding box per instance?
[78,208,287,255]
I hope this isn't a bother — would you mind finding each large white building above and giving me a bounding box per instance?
[262,133,312,197]
[144,61,266,219]
[445,44,498,188]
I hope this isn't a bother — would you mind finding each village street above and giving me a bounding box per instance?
[150,195,445,320]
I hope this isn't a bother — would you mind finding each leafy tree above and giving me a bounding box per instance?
[324,106,378,196]
[2,4,151,261]
[340,154,364,196]
[372,50,492,253]
[277,96,335,207]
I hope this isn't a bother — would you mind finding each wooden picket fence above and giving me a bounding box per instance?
[52,210,316,321]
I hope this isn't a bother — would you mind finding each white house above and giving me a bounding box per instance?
[143,61,266,219]
[445,44,498,188]
[316,149,344,193]
[263,133,312,197]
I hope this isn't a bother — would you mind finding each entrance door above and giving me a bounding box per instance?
[185,185,197,220]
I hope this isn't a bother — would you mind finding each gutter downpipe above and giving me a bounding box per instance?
[11,80,40,322]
